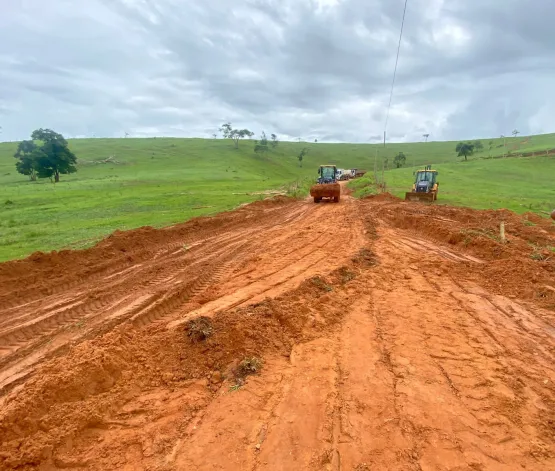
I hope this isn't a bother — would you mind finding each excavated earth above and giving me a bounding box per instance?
[0,192,554,470]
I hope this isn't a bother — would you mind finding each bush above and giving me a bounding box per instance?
[185,316,214,342]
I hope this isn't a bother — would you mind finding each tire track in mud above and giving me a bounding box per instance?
[167,217,361,329]
[0,245,247,393]
[0,201,307,312]
[0,201,349,396]
[0,241,242,361]
[359,227,555,469]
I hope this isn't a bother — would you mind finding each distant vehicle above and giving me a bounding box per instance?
[351,168,367,178]
[336,169,351,181]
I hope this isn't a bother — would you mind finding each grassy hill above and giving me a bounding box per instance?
[350,156,555,215]
[1,133,554,261]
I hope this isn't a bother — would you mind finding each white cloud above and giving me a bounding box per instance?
[0,0,554,142]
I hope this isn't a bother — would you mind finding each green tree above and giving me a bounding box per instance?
[14,140,38,181]
[31,129,77,182]
[219,122,254,149]
[254,131,269,155]
[456,141,475,161]
[270,133,278,148]
[14,129,77,182]
[473,140,484,151]
[393,151,406,168]
[298,147,309,167]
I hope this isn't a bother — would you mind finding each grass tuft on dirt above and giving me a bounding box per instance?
[186,316,214,342]
[352,248,378,267]
[236,356,263,379]
[310,276,334,292]
[337,267,357,284]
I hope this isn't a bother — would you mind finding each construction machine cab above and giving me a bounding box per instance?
[413,166,438,193]
[317,165,337,184]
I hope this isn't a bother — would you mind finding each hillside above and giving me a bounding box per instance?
[351,156,555,215]
[1,133,555,261]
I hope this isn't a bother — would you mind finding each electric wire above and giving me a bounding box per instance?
[383,0,409,144]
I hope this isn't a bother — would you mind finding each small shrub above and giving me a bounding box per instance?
[311,276,333,292]
[338,267,356,284]
[236,356,263,378]
[531,252,546,261]
[352,248,378,267]
[185,316,214,342]
[459,228,501,243]
[529,243,553,261]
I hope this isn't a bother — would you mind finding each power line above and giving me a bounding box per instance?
[383,0,409,146]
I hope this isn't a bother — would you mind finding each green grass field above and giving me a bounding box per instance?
[350,156,555,215]
[1,133,554,262]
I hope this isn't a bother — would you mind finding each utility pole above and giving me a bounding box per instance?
[501,135,506,157]
[381,155,385,193]
[374,147,379,186]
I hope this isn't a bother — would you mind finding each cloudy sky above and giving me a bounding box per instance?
[1,0,554,143]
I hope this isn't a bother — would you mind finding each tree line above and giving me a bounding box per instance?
[219,122,308,166]
[391,130,522,170]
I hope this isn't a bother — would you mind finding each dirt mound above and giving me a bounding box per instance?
[373,201,555,309]
[0,269,352,469]
[362,191,401,202]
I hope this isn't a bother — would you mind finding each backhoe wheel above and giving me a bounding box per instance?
[314,197,320,203]
[334,196,340,203]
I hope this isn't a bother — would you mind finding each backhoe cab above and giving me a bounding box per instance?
[405,165,439,202]
[310,165,341,203]
[317,165,337,184]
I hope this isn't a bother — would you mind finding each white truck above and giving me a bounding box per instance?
[336,169,352,181]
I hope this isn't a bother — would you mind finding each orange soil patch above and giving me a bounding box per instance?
[0,195,554,470]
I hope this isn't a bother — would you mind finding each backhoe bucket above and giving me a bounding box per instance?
[405,191,435,203]
[310,183,341,203]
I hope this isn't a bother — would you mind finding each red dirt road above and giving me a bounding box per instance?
[0,194,554,470]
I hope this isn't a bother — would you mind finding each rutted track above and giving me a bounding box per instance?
[0,193,554,470]
[0,196,364,396]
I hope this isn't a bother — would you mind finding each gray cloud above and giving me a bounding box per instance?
[1,0,554,142]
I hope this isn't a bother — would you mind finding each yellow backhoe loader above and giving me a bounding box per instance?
[405,166,439,202]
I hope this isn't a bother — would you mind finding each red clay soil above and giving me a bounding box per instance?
[0,195,554,470]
